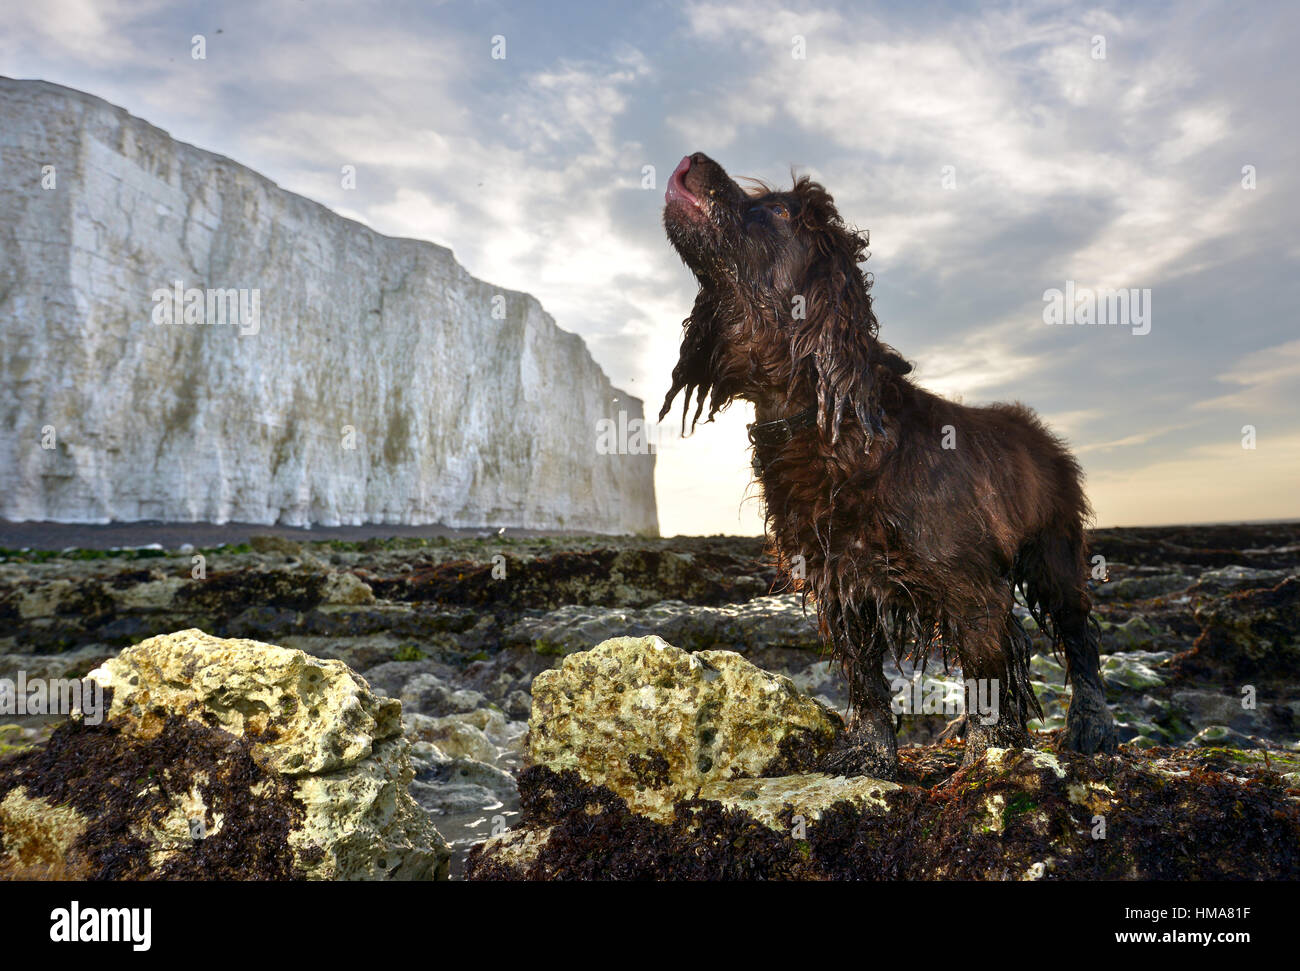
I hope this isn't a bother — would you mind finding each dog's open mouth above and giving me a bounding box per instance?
[664,155,709,218]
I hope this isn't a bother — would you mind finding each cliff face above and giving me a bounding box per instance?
[0,78,657,534]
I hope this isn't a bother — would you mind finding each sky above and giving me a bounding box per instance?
[3,0,1297,535]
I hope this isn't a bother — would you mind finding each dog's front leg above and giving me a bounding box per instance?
[817,601,898,781]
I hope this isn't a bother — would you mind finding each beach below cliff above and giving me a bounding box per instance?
[2,521,1297,877]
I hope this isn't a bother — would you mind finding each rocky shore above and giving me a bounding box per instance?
[1,522,1297,878]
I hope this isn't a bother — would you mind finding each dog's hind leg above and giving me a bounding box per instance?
[1058,602,1117,755]
[818,600,898,781]
[1032,532,1118,755]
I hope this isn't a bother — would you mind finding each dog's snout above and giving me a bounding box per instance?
[676,152,743,207]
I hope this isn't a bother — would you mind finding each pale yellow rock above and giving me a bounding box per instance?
[143,778,225,869]
[88,628,400,775]
[322,571,375,605]
[473,826,554,872]
[292,736,446,880]
[695,773,898,829]
[79,628,448,880]
[529,635,843,803]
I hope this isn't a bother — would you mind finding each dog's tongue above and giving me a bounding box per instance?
[665,155,695,205]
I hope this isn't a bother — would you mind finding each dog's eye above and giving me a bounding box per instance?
[768,203,790,219]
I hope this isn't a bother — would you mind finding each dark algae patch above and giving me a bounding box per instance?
[0,700,306,880]
[466,745,1300,881]
[371,548,773,611]
[808,746,1300,880]
[465,766,812,880]
[627,752,673,790]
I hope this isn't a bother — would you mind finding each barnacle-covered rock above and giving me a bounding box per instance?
[0,629,448,879]
[528,635,843,798]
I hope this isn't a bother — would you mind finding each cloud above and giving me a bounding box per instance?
[4,0,1296,533]
[1194,339,1300,413]
[1075,423,1196,455]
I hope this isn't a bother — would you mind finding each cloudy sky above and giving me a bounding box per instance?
[4,0,1297,535]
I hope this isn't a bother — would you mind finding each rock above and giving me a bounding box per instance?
[1177,577,1300,680]
[0,78,656,534]
[0,647,114,685]
[1029,654,1067,682]
[528,636,843,803]
[1170,688,1260,736]
[504,689,532,721]
[411,757,519,815]
[1190,726,1260,749]
[469,629,1300,879]
[0,628,449,879]
[639,772,897,828]
[0,724,36,758]
[396,550,768,613]
[1096,572,1192,601]
[398,674,488,718]
[1100,615,1163,651]
[404,712,500,765]
[1101,651,1168,690]
[248,536,306,557]
[505,593,821,655]
[411,780,504,816]
[358,659,445,700]
[1189,566,1296,598]
[321,571,376,606]
[90,628,401,775]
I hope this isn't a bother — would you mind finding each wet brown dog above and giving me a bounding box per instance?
[660,153,1116,779]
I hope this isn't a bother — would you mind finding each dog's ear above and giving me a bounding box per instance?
[660,288,724,434]
[876,341,913,375]
[788,179,882,445]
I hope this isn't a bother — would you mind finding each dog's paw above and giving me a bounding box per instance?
[1063,707,1118,754]
[1063,684,1118,755]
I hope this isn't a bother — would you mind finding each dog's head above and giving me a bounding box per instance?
[660,153,907,443]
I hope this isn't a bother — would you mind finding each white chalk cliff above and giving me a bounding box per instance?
[0,78,657,534]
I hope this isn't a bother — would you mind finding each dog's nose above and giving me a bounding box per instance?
[690,152,712,167]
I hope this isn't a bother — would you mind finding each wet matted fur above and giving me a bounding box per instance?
[659,153,1116,778]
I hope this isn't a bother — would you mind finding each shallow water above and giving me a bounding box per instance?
[440,807,523,879]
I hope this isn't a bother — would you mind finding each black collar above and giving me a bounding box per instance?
[747,406,818,448]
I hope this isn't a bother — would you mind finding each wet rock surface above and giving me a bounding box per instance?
[2,522,1298,877]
